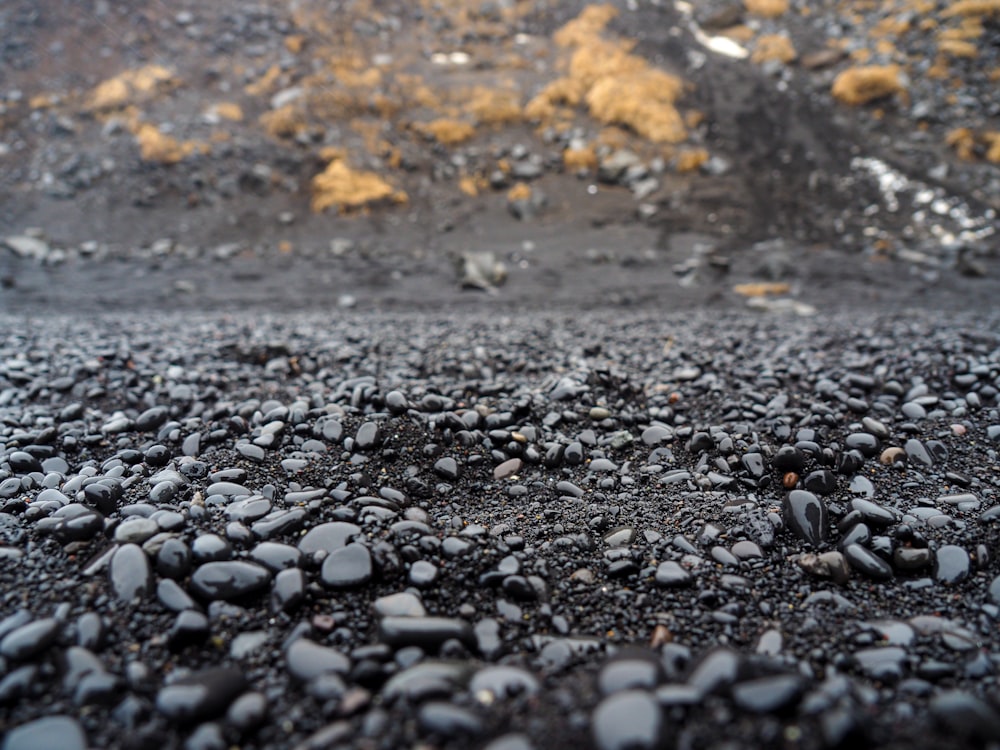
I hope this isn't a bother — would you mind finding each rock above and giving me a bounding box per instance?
[783,490,827,546]
[109,544,154,602]
[155,667,247,724]
[2,715,87,750]
[320,543,372,588]
[0,618,60,660]
[591,690,663,750]
[189,561,272,600]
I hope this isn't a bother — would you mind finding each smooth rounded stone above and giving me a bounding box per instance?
[189,561,272,601]
[286,638,350,681]
[853,646,907,682]
[320,543,372,588]
[298,522,360,555]
[237,443,266,462]
[169,610,210,649]
[845,432,880,457]
[731,674,805,713]
[803,470,837,496]
[783,490,827,547]
[8,451,43,474]
[156,667,247,724]
[409,560,439,587]
[191,534,232,563]
[206,482,251,497]
[226,691,268,732]
[844,544,893,581]
[589,458,618,473]
[772,445,805,472]
[442,537,473,558]
[904,439,933,468]
[990,575,1000,605]
[654,561,692,587]
[848,475,875,497]
[641,426,672,446]
[598,652,664,695]
[0,617,60,660]
[158,578,198,613]
[354,422,382,450]
[2,715,87,750]
[271,568,305,613]
[250,508,306,539]
[687,648,741,696]
[901,401,927,420]
[110,544,154,602]
[135,406,169,432]
[893,547,932,571]
[157,538,192,579]
[938,492,979,509]
[249,542,301,571]
[935,545,970,584]
[850,498,897,527]
[604,526,635,547]
[591,689,663,750]
[433,457,460,480]
[880,447,906,465]
[469,666,540,700]
[483,734,535,750]
[82,482,120,516]
[373,592,426,618]
[493,458,523,480]
[114,517,159,544]
[378,616,475,650]
[225,497,271,524]
[731,540,763,560]
[861,417,890,439]
[930,690,1000,741]
[418,701,484,737]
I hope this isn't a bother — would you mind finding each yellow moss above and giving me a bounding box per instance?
[29,94,56,109]
[458,176,483,196]
[507,182,532,201]
[675,148,710,173]
[831,65,905,105]
[245,64,281,96]
[751,34,798,64]
[524,78,586,121]
[466,87,522,125]
[743,0,789,17]
[946,127,977,159]
[260,104,307,138]
[568,38,646,90]
[985,132,1000,162]
[413,119,476,145]
[586,69,686,143]
[733,282,791,297]
[285,35,306,54]
[319,146,348,163]
[311,159,406,213]
[87,65,176,111]
[849,48,873,63]
[553,4,619,47]
[942,0,1000,17]
[938,38,979,57]
[207,102,244,121]
[870,16,911,37]
[133,123,206,164]
[563,145,598,172]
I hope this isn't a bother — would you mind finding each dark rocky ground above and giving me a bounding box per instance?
[2,1,1000,749]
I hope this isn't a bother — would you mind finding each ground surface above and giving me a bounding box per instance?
[2,3,1000,750]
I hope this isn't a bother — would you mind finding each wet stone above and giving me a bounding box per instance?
[850,498,897,527]
[904,439,933,467]
[783,490,827,547]
[494,458,522,479]
[156,667,247,724]
[845,432,880,457]
[378,616,475,651]
[803,469,837,495]
[731,674,804,713]
[110,544,154,602]
[853,646,907,682]
[226,691,268,732]
[470,666,540,700]
[418,701,484,737]
[935,545,970,584]
[3,715,87,750]
[654,560,692,587]
[930,690,1000,742]
[433,457,460,480]
[114,517,159,544]
[772,446,805,472]
[373,592,426,618]
[591,690,663,750]
[0,617,60,660]
[189,561,272,601]
[893,547,931,571]
[409,560,439,587]
[844,544,893,581]
[598,652,664,695]
[354,422,381,450]
[286,638,350,681]
[298,522,360,555]
[687,648,741,695]
[321,543,372,588]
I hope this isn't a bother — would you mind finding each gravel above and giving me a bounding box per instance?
[1,309,1000,749]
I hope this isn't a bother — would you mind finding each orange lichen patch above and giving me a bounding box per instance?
[733,282,791,297]
[831,65,905,105]
[413,118,476,145]
[752,34,797,64]
[870,16,911,37]
[586,68,686,143]
[743,0,789,18]
[466,87,522,125]
[989,67,1000,81]
[260,104,307,138]
[133,123,207,164]
[245,64,282,96]
[524,78,586,121]
[206,102,244,122]
[985,133,1000,162]
[684,110,706,129]
[720,25,756,42]
[849,48,873,63]
[285,35,306,54]
[946,127,977,159]
[938,38,979,56]
[87,65,176,111]
[29,94,57,109]
[597,126,630,150]
[319,146,348,163]
[927,57,952,78]
[675,148,709,173]
[311,158,406,213]
[568,38,648,90]
[942,0,1000,17]
[507,182,532,202]
[396,74,440,109]
[458,175,485,196]
[278,240,294,254]
[563,145,598,171]
[553,4,618,47]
